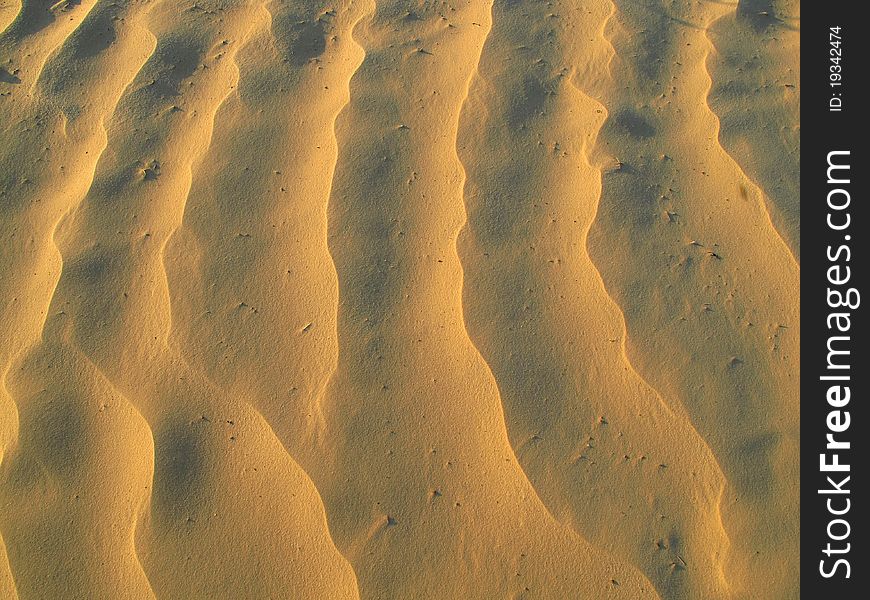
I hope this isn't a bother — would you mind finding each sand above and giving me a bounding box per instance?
[0,1,799,598]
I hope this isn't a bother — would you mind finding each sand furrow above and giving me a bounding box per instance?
[4,1,360,597]
[706,0,800,262]
[700,44,799,273]
[0,0,100,96]
[448,0,570,533]
[319,1,656,597]
[161,0,372,592]
[0,0,156,386]
[55,3,357,597]
[1,4,161,594]
[0,0,158,453]
[456,2,731,598]
[588,1,799,597]
[449,0,564,529]
[164,0,368,476]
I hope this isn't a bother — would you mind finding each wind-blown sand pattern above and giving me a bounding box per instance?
[1,1,799,599]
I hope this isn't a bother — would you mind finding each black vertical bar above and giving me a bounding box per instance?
[802,1,867,596]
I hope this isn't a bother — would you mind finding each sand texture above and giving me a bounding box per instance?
[0,1,799,598]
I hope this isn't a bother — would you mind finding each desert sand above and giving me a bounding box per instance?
[0,0,799,598]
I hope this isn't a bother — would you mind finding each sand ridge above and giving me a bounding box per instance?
[457,1,731,598]
[707,0,800,262]
[1,1,799,598]
[588,1,799,597]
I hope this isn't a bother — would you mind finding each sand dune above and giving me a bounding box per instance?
[1,1,799,599]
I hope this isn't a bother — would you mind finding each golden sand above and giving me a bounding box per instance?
[0,1,799,598]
